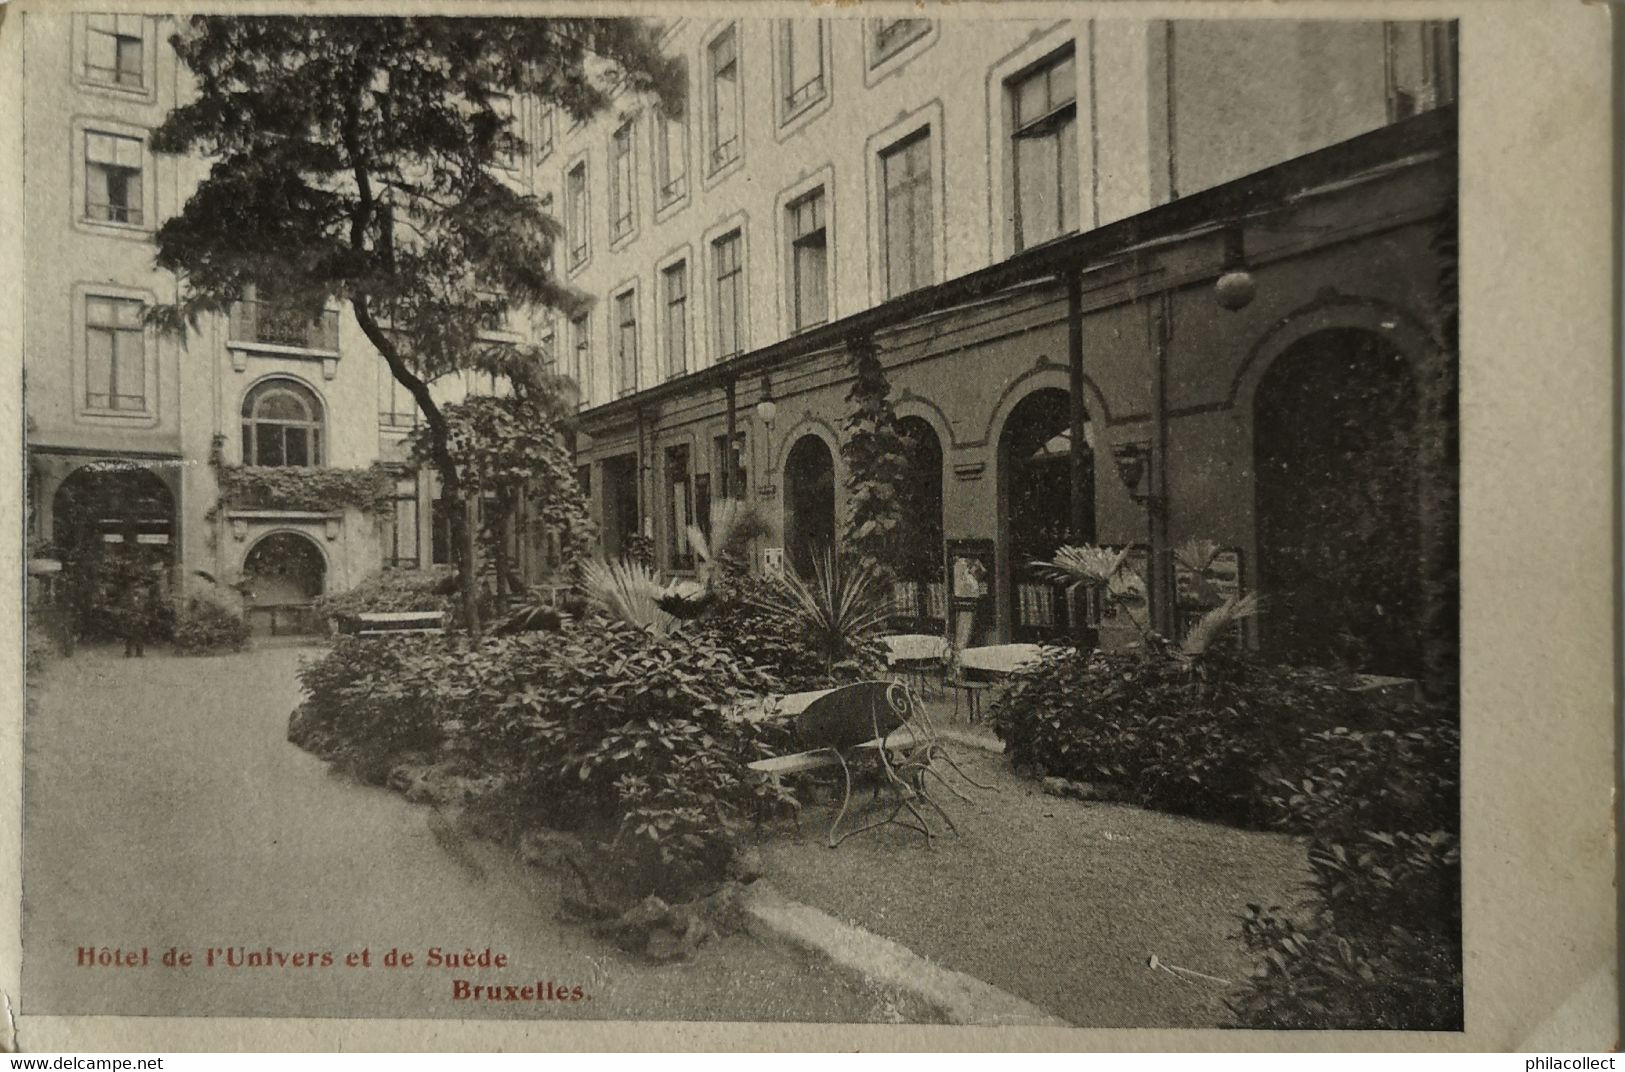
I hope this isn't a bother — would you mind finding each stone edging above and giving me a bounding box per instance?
[740,881,1071,1028]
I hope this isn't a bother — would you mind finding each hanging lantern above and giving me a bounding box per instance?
[1214,227,1256,312]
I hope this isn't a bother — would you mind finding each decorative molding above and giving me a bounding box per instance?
[953,460,986,481]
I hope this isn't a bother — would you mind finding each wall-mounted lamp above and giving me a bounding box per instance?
[754,373,777,425]
[1112,441,1155,507]
[1213,227,1256,312]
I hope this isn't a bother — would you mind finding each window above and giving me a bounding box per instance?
[570,312,591,401]
[707,26,742,172]
[712,229,745,360]
[84,14,144,89]
[538,315,558,372]
[1009,47,1078,251]
[787,189,828,331]
[614,290,639,395]
[536,105,557,159]
[228,284,340,352]
[662,261,689,378]
[870,18,930,67]
[382,472,420,569]
[241,380,324,467]
[781,22,826,119]
[85,131,143,226]
[431,490,453,566]
[1385,21,1458,121]
[378,359,417,429]
[666,444,694,571]
[566,162,589,268]
[490,93,519,169]
[655,102,689,206]
[714,432,747,500]
[84,296,145,411]
[610,121,636,240]
[880,129,934,298]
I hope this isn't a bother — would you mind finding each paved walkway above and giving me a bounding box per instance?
[21,645,928,1022]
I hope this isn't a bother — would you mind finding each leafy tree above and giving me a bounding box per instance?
[147,16,683,630]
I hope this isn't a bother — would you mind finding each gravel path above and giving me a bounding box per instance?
[22,645,935,1023]
[752,743,1310,1027]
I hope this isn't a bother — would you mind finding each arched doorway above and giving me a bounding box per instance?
[1253,328,1420,676]
[51,463,176,640]
[894,416,945,631]
[999,388,1093,642]
[783,434,836,579]
[242,531,327,636]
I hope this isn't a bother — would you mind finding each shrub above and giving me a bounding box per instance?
[992,646,1375,826]
[311,566,461,631]
[990,646,1460,1029]
[172,597,251,655]
[294,620,797,902]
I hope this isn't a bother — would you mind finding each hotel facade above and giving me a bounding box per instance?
[21,12,1458,673]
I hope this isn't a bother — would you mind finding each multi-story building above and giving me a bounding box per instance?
[21,11,1459,673]
[556,15,1458,675]
[20,11,553,634]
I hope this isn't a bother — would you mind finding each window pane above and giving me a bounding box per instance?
[794,235,827,328]
[1049,52,1077,106]
[116,36,142,85]
[113,327,144,406]
[284,427,308,468]
[86,328,113,405]
[1058,115,1080,234]
[1015,69,1049,128]
[1016,133,1060,247]
[256,425,285,467]
[258,390,308,421]
[86,29,117,79]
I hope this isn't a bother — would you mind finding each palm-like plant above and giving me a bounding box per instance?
[687,499,770,589]
[1181,593,1263,656]
[579,557,678,637]
[751,548,892,678]
[1035,543,1151,640]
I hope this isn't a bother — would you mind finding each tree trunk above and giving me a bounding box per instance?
[462,495,481,635]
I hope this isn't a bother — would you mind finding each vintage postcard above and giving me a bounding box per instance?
[0,0,1614,1052]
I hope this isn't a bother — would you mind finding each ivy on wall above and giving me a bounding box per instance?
[211,458,396,517]
[840,336,914,581]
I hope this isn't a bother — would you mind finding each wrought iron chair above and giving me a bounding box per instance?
[792,680,993,848]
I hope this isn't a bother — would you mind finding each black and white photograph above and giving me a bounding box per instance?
[4,0,1607,1048]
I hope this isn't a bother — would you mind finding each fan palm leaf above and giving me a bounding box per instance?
[1181,593,1263,656]
[579,557,678,637]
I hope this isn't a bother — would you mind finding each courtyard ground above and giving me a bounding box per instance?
[751,739,1310,1027]
[22,643,1308,1027]
[20,644,934,1023]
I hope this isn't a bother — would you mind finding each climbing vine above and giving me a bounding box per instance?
[840,337,914,581]
[211,459,396,517]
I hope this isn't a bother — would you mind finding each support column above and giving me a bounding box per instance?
[1148,291,1175,637]
[724,378,739,501]
[1066,273,1090,543]
[1066,271,1099,648]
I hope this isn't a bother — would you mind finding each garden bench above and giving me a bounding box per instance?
[745,681,989,848]
[354,610,447,637]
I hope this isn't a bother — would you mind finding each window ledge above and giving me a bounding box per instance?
[75,217,152,242]
[77,406,153,421]
[227,339,340,379]
[224,507,342,521]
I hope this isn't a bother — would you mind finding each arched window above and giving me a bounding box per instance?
[241,379,323,467]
